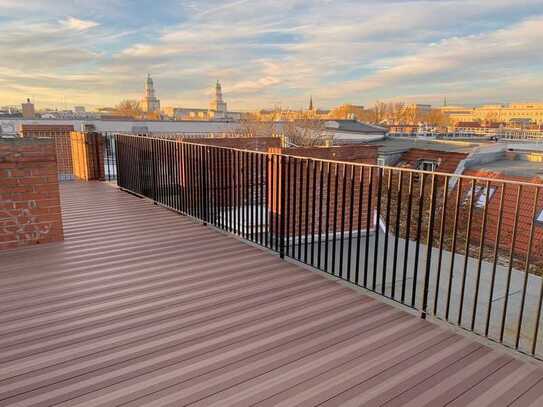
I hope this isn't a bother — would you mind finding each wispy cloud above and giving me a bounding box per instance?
[59,17,99,31]
[0,0,542,109]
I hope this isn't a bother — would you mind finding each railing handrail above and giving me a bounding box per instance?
[112,133,543,189]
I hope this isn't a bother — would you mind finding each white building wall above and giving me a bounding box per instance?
[11,118,242,134]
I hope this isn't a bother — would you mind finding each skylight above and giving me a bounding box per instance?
[536,208,543,225]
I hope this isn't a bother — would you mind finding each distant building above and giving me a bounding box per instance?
[140,74,160,114]
[209,81,227,116]
[324,119,387,144]
[74,106,85,114]
[439,103,543,125]
[409,104,432,114]
[164,81,242,121]
[21,98,35,119]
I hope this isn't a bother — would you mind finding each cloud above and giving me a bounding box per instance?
[1,0,543,109]
[59,17,99,31]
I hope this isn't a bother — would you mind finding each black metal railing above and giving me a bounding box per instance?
[114,134,543,359]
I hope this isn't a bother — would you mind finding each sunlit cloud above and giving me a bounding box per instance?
[0,0,542,110]
[59,17,99,31]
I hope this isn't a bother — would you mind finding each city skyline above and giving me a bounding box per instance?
[1,0,543,110]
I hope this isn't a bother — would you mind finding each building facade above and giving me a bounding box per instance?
[21,99,35,119]
[164,81,242,121]
[440,103,543,125]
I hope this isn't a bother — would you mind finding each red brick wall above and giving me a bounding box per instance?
[269,145,378,237]
[398,148,468,173]
[21,124,74,179]
[0,137,64,250]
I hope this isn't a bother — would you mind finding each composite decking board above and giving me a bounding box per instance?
[0,250,279,317]
[1,181,542,407]
[445,360,533,407]
[5,301,392,406]
[0,246,264,303]
[508,378,543,407]
[0,272,326,349]
[0,230,232,278]
[316,338,483,407]
[0,274,333,361]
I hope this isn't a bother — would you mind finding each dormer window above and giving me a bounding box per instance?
[464,185,496,208]
[475,186,496,208]
[417,159,439,172]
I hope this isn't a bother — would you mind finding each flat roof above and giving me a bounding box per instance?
[468,159,543,178]
[363,137,485,154]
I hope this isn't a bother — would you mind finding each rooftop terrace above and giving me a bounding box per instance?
[1,181,543,406]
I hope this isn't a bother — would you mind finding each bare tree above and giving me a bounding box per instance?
[283,120,330,147]
[114,100,143,119]
[236,118,277,137]
[372,101,388,124]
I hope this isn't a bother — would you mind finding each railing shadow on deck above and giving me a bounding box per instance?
[110,133,543,360]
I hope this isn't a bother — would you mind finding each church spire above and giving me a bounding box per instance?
[309,95,313,111]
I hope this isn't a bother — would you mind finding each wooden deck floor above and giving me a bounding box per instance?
[1,181,543,407]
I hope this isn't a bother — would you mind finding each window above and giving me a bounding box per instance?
[464,186,496,208]
[377,158,385,167]
[475,187,496,208]
[417,159,439,172]
[536,209,543,225]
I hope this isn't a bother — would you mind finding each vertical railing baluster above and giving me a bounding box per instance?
[516,187,539,349]
[311,160,318,267]
[372,167,383,291]
[339,164,348,278]
[292,158,298,258]
[446,177,462,321]
[279,155,286,259]
[317,161,324,269]
[412,172,426,308]
[471,180,491,331]
[324,162,331,273]
[364,167,374,288]
[421,174,437,319]
[304,159,311,263]
[331,163,340,276]
[433,175,449,316]
[298,160,305,261]
[401,172,414,304]
[382,168,393,295]
[458,179,476,326]
[347,165,355,282]
[355,166,365,286]
[391,170,404,300]
[500,184,522,343]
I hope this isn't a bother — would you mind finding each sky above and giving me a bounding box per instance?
[1,0,542,111]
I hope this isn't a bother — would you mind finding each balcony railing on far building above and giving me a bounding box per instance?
[113,133,543,360]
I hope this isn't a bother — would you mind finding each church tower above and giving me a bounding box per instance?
[210,80,227,113]
[308,95,314,111]
[141,73,160,114]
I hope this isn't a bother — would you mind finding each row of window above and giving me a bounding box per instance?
[377,158,543,225]
[466,186,543,226]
